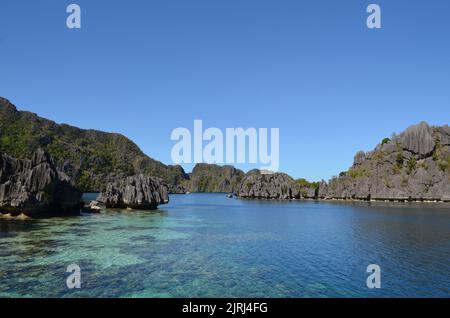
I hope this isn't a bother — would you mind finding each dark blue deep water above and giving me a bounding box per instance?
[1,193,450,297]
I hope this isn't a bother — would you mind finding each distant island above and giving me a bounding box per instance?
[1,97,449,216]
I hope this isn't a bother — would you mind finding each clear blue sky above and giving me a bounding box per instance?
[1,0,449,181]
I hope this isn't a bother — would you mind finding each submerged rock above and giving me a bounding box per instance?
[0,149,82,215]
[81,200,103,213]
[97,174,169,209]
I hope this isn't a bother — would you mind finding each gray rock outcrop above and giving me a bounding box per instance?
[399,121,435,157]
[0,149,82,215]
[168,183,188,194]
[317,181,329,199]
[97,174,169,209]
[238,171,301,199]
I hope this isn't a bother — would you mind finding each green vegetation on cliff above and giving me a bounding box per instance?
[295,178,319,190]
[0,97,187,191]
[188,163,244,193]
[320,122,450,201]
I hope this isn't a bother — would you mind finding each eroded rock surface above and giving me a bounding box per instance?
[238,171,301,199]
[323,122,450,201]
[97,174,169,209]
[0,149,82,215]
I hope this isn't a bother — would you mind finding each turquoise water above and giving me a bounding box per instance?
[1,193,450,298]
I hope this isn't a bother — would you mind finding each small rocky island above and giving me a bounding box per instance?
[96,174,169,209]
[238,171,317,200]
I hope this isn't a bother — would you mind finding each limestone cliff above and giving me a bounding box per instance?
[320,122,450,201]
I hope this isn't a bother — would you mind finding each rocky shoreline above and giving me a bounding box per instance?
[316,122,450,202]
[1,97,449,215]
[236,196,450,203]
[233,122,450,202]
[0,150,170,216]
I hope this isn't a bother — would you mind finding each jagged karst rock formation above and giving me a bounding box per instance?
[97,174,169,209]
[238,171,299,199]
[400,122,436,157]
[237,122,450,202]
[238,171,318,200]
[0,97,189,192]
[0,149,82,215]
[317,181,328,199]
[321,122,450,201]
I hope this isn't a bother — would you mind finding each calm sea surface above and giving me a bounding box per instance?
[1,193,450,297]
